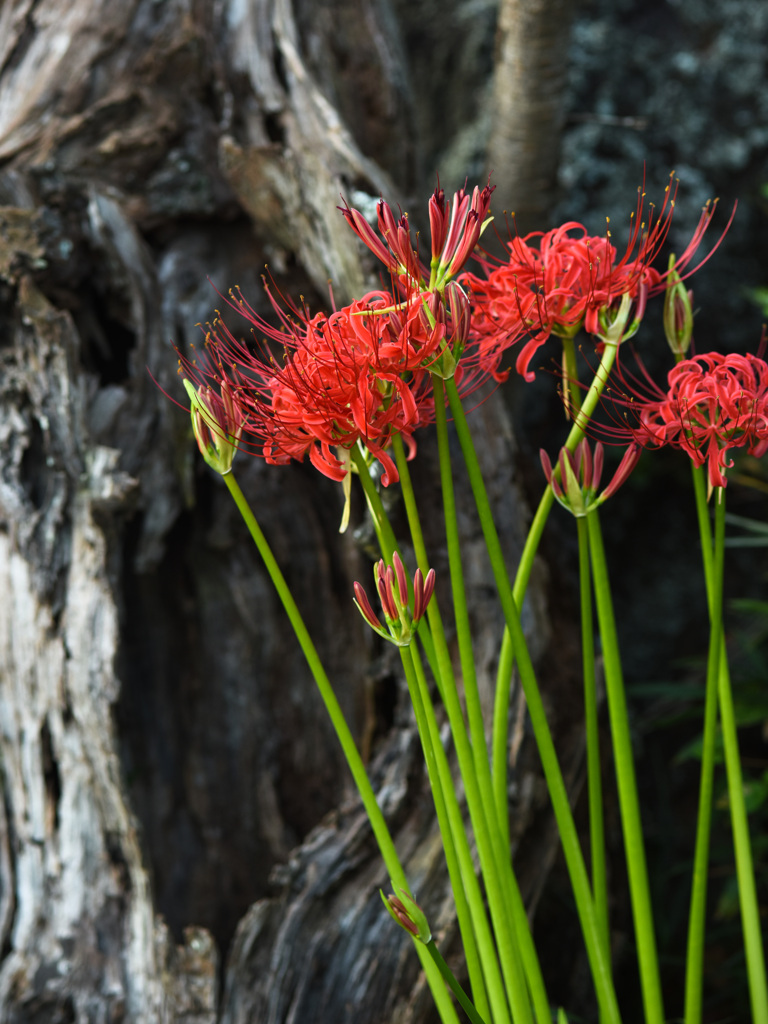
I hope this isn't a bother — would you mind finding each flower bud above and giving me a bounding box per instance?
[596,291,638,346]
[381,886,432,944]
[353,555,436,646]
[183,378,244,476]
[663,255,694,357]
[541,439,639,516]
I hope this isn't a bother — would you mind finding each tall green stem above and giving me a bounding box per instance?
[402,644,507,1024]
[486,341,619,850]
[222,471,460,1024]
[432,376,549,1024]
[684,478,725,1024]
[717,639,768,1024]
[444,377,622,1024]
[587,509,664,1024]
[426,938,490,1024]
[691,474,768,1024]
[577,515,609,963]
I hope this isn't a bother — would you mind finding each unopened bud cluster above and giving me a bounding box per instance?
[541,439,640,517]
[354,552,436,647]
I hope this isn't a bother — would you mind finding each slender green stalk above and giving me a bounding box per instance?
[351,443,401,560]
[432,376,550,1024]
[716,640,768,1024]
[484,341,619,849]
[393,430,536,1024]
[587,508,664,1024]
[432,376,493,824]
[561,334,582,421]
[444,377,622,1024]
[691,475,768,1024]
[222,471,461,1024]
[401,642,493,1023]
[403,644,507,1024]
[684,480,725,1024]
[577,515,609,962]
[427,937,490,1024]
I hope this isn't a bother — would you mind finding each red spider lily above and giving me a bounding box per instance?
[340,199,428,286]
[540,438,641,516]
[353,551,436,646]
[634,350,768,489]
[176,284,449,486]
[465,175,736,381]
[427,181,495,287]
[340,181,494,293]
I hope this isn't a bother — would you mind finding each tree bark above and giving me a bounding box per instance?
[0,1,573,1021]
[486,0,574,233]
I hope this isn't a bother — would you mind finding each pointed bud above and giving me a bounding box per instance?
[596,291,635,346]
[544,439,637,516]
[377,564,398,622]
[392,551,408,606]
[353,582,383,631]
[663,255,694,356]
[445,281,471,362]
[600,443,642,501]
[353,556,435,646]
[429,186,448,261]
[412,566,436,623]
[381,886,432,943]
[183,378,243,476]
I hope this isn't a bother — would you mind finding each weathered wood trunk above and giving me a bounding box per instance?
[0,2,575,1021]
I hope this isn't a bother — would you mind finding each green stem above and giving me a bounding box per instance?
[587,508,664,1024]
[692,475,768,1024]
[717,637,768,1024]
[684,477,725,1024]
[402,644,503,1024]
[351,443,400,560]
[432,376,548,1024]
[561,334,582,421]
[432,376,492,820]
[444,377,621,1024]
[223,471,461,1024]
[427,938,490,1024]
[488,341,619,851]
[577,515,609,963]
[394,433,511,1023]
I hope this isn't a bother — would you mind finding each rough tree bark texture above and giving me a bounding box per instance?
[0,2,574,1021]
[486,0,574,233]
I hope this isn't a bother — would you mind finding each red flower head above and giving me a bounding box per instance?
[340,180,494,293]
[635,349,768,489]
[175,282,448,488]
[465,175,735,381]
[340,199,428,287]
[428,181,495,287]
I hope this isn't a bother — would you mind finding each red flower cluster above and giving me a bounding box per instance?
[465,177,734,381]
[178,285,451,485]
[634,350,768,488]
[341,182,495,292]
[177,182,511,487]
